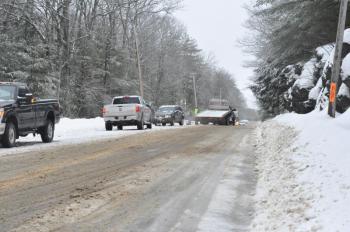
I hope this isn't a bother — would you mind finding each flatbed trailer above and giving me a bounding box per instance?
[194,99,237,126]
[195,110,233,125]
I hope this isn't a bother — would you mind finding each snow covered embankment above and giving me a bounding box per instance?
[251,111,350,231]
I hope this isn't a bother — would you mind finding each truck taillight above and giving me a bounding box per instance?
[135,105,141,113]
[102,107,107,115]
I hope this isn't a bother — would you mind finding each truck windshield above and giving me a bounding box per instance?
[0,86,16,101]
[113,97,140,105]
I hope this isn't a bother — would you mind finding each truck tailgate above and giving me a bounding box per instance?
[105,104,137,117]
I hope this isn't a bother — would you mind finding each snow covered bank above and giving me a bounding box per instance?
[0,118,188,156]
[251,111,350,231]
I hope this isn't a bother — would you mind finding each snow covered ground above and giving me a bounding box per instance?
[0,117,189,157]
[251,110,350,231]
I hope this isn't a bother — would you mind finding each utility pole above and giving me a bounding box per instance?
[192,74,198,113]
[328,0,349,117]
[133,23,144,98]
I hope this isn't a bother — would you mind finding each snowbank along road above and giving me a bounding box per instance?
[0,124,257,232]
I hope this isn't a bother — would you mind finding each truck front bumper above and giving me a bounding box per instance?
[154,117,173,124]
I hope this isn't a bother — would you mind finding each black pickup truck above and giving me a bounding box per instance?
[0,82,61,148]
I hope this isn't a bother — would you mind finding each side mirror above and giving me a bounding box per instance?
[18,93,34,105]
[25,93,35,103]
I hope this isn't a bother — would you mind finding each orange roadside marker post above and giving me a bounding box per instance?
[330,82,337,104]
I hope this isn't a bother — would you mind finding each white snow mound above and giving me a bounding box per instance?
[252,110,350,231]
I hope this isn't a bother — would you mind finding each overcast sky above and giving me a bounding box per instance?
[174,0,257,109]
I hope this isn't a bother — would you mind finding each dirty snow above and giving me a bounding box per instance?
[251,110,350,231]
[197,164,243,232]
[197,132,255,232]
[0,117,189,156]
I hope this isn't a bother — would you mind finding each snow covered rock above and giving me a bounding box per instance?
[309,78,323,101]
[336,84,350,113]
[343,28,350,45]
[311,39,350,114]
[291,85,312,102]
[289,36,350,115]
[293,59,317,91]
[279,65,302,110]
[341,53,350,88]
[289,59,318,113]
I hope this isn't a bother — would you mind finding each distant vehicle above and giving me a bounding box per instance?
[195,99,237,126]
[154,105,185,126]
[0,82,61,148]
[239,120,249,125]
[103,95,153,131]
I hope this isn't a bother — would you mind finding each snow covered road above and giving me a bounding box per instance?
[0,123,258,232]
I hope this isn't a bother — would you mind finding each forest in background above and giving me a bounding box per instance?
[0,0,252,118]
[245,0,350,118]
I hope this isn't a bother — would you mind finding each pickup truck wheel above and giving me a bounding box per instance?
[117,125,123,130]
[162,123,166,126]
[137,120,144,130]
[41,120,54,143]
[2,122,17,148]
[105,122,113,131]
[147,123,152,129]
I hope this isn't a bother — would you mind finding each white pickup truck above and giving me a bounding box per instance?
[103,96,153,131]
